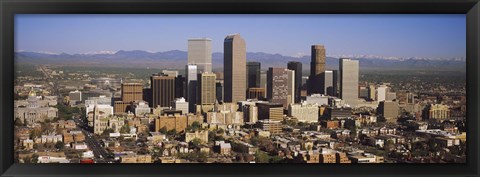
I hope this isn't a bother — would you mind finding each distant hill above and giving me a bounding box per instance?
[15,50,466,72]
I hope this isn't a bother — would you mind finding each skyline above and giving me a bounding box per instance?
[15,14,466,59]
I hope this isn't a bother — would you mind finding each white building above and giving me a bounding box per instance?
[305,94,329,106]
[238,100,268,124]
[376,85,388,102]
[288,103,319,122]
[172,97,189,115]
[133,101,151,116]
[188,38,212,73]
[339,58,359,106]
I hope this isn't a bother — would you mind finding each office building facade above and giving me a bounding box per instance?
[121,83,143,102]
[151,74,175,108]
[267,68,289,108]
[287,61,302,103]
[188,38,212,73]
[309,45,326,95]
[247,61,261,89]
[339,58,359,106]
[224,34,246,103]
[198,72,217,106]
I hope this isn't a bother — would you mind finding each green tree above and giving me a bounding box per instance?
[189,138,202,149]
[167,129,177,136]
[119,124,130,134]
[255,151,270,163]
[269,155,284,163]
[159,127,167,134]
[31,154,39,163]
[55,141,65,150]
[101,128,115,138]
[187,122,202,132]
[14,117,23,126]
[384,140,395,151]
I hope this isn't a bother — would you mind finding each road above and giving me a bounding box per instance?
[74,117,115,163]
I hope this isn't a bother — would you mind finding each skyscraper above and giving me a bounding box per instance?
[198,72,216,106]
[377,85,388,102]
[287,61,302,103]
[151,74,175,108]
[309,45,326,95]
[339,58,359,107]
[287,69,295,107]
[324,70,338,96]
[224,34,246,103]
[188,38,212,73]
[186,64,198,113]
[121,83,143,102]
[267,67,289,109]
[247,61,261,89]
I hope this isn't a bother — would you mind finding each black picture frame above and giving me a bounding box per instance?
[1,0,479,177]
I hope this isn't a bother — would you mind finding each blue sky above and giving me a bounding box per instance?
[15,14,465,59]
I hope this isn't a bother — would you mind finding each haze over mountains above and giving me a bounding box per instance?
[15,50,466,71]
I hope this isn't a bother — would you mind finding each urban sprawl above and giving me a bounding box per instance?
[14,34,467,164]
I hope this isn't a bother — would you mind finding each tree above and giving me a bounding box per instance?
[101,128,115,138]
[384,140,395,151]
[31,154,39,163]
[167,129,177,136]
[269,155,284,163]
[189,138,202,149]
[119,124,130,134]
[255,151,269,163]
[55,141,65,150]
[187,122,202,132]
[14,117,23,126]
[159,127,167,134]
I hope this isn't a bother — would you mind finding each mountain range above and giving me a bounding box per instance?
[15,50,466,72]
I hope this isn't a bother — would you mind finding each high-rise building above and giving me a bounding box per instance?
[247,88,265,100]
[288,103,319,122]
[324,70,336,96]
[224,34,246,103]
[172,97,189,115]
[198,72,216,106]
[407,92,415,104]
[186,65,198,113]
[162,70,179,77]
[287,61,302,103]
[377,85,388,102]
[121,83,143,102]
[256,102,284,121]
[267,68,289,109]
[368,84,376,101]
[143,88,152,107]
[151,74,175,108]
[377,101,399,122]
[428,104,450,120]
[339,58,359,107]
[359,86,369,99]
[260,71,267,91]
[332,70,338,96]
[247,62,261,89]
[309,45,326,95]
[215,81,223,103]
[114,101,131,115]
[175,75,185,99]
[68,90,82,103]
[287,69,295,107]
[188,38,212,73]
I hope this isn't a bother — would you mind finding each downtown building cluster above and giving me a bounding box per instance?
[13,34,467,164]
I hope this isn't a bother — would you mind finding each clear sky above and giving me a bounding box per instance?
[15,14,466,59]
